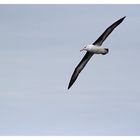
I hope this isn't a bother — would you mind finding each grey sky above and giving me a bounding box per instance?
[0,5,140,135]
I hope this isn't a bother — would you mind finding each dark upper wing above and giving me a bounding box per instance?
[93,16,126,46]
[68,52,93,89]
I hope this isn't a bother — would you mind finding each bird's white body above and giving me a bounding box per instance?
[82,44,109,55]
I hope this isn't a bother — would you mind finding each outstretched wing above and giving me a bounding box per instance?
[68,52,93,89]
[93,16,126,46]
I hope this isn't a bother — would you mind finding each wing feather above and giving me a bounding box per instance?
[93,16,126,46]
[68,52,93,89]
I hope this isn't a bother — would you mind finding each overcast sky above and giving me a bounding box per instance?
[0,5,140,136]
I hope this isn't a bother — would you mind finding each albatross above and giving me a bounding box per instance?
[68,16,126,89]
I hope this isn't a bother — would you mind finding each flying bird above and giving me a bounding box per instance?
[68,16,126,89]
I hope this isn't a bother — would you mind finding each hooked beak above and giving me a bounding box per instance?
[80,48,86,52]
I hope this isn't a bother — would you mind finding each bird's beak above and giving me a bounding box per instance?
[80,48,85,52]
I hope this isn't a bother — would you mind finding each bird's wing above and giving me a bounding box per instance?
[93,16,126,46]
[68,52,93,89]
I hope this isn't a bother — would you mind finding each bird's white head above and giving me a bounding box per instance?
[80,45,92,52]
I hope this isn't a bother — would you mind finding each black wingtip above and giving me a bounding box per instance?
[121,16,126,21]
[68,83,71,90]
[68,78,74,90]
[117,16,126,24]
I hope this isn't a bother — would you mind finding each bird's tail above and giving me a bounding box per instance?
[102,48,109,55]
